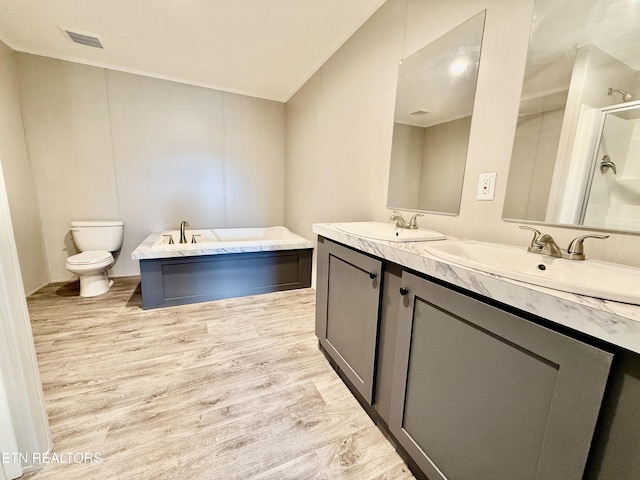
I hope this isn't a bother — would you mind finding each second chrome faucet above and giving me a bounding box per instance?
[520,226,608,260]
[391,211,423,230]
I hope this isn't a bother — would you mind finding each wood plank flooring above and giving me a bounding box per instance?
[23,277,415,480]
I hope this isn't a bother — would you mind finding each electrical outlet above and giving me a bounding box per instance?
[477,172,496,200]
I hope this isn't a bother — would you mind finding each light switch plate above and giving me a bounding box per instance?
[477,172,496,200]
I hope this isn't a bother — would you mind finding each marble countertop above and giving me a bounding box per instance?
[132,231,315,260]
[313,223,640,354]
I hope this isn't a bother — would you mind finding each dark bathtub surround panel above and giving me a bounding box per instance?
[139,249,312,309]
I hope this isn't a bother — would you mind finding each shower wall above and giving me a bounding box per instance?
[584,116,640,230]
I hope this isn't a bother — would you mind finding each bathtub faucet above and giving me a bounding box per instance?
[179,221,190,244]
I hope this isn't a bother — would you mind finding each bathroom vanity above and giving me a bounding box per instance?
[313,223,640,480]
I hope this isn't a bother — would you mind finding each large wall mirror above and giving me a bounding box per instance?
[387,10,486,215]
[503,0,640,233]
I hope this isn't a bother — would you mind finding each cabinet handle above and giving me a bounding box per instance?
[399,287,409,296]
[369,271,377,280]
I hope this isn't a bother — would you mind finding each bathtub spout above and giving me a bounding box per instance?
[179,221,189,244]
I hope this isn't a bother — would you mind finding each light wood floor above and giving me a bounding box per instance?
[24,277,415,480]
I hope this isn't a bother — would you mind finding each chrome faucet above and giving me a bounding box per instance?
[519,226,608,260]
[390,211,407,228]
[566,234,610,260]
[536,233,564,258]
[408,214,423,230]
[391,211,424,230]
[179,220,190,244]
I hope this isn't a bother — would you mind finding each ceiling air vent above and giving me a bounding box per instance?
[65,30,104,49]
[410,109,430,116]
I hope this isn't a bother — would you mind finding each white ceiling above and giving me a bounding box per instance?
[0,0,386,102]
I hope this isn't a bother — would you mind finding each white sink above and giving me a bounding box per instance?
[336,222,446,242]
[424,240,640,305]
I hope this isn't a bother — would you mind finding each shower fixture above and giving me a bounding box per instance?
[608,87,635,102]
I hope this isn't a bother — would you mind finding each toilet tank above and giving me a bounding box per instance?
[70,221,124,252]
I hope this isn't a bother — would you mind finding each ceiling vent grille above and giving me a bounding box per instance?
[65,30,104,49]
[410,109,430,116]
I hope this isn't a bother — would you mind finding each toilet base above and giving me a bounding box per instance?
[79,272,114,297]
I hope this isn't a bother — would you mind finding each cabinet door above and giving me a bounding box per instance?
[316,238,382,403]
[390,272,613,480]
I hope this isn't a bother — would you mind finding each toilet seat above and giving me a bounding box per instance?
[66,250,113,267]
[65,250,116,297]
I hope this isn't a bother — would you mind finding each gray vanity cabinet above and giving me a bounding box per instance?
[390,271,613,480]
[315,237,382,403]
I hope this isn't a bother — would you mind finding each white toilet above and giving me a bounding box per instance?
[65,220,124,297]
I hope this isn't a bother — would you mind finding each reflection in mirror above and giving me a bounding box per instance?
[503,0,640,232]
[387,11,486,215]
[581,102,640,230]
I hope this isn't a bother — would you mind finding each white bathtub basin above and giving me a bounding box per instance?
[424,240,640,305]
[151,226,310,250]
[336,221,446,242]
[212,226,301,242]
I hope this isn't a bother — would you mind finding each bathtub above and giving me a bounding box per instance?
[132,226,314,309]
[151,226,309,251]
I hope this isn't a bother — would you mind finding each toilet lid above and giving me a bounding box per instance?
[67,251,113,265]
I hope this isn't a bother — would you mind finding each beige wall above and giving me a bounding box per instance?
[387,123,423,209]
[285,0,405,242]
[0,42,48,294]
[284,0,640,268]
[17,54,286,281]
[504,109,564,221]
[418,116,471,213]
[387,117,470,214]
